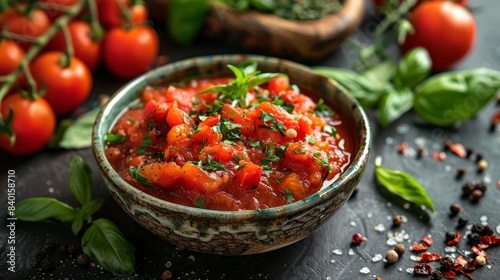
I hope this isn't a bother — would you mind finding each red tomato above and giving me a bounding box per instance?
[268,77,289,95]
[30,52,93,115]
[0,8,50,51]
[45,21,101,70]
[0,39,25,92]
[0,93,56,155]
[102,25,159,79]
[97,0,148,28]
[39,0,80,21]
[373,0,469,8]
[401,1,476,71]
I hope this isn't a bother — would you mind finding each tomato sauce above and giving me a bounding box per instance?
[105,73,354,211]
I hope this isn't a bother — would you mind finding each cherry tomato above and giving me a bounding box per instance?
[30,52,93,115]
[39,0,80,21]
[401,1,476,71]
[97,0,148,28]
[0,93,56,155]
[46,21,102,71]
[0,39,25,92]
[102,25,159,79]
[373,0,469,8]
[0,8,50,51]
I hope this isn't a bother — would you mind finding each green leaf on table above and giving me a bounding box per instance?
[314,67,387,109]
[72,210,84,236]
[361,60,396,87]
[168,0,208,45]
[15,198,75,222]
[70,156,94,206]
[375,157,434,222]
[82,199,105,222]
[58,107,100,149]
[82,219,135,276]
[250,0,276,12]
[394,47,431,89]
[377,88,414,127]
[414,68,500,126]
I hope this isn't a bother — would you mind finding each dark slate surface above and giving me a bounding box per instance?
[1,0,499,279]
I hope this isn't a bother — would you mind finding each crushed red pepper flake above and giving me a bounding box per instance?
[411,242,428,252]
[432,151,446,161]
[420,252,441,262]
[497,180,500,190]
[467,258,477,271]
[458,269,474,280]
[449,143,467,158]
[453,255,468,270]
[413,263,432,275]
[443,271,456,279]
[479,234,500,246]
[421,235,433,247]
[471,245,490,259]
[446,232,461,246]
[397,142,408,154]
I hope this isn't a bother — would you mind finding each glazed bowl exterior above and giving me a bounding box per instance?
[92,54,371,255]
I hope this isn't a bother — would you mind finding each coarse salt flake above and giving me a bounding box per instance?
[406,268,414,274]
[496,224,500,234]
[410,255,420,262]
[372,254,383,262]
[367,212,373,218]
[360,267,370,274]
[348,249,355,256]
[332,249,342,255]
[487,265,492,270]
[387,237,398,246]
[385,137,394,145]
[350,221,357,227]
[374,223,386,233]
[444,246,456,253]
[330,259,336,264]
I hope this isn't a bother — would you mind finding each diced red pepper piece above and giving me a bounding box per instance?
[397,142,407,153]
[421,235,433,247]
[443,271,456,279]
[458,269,474,280]
[420,252,441,262]
[449,143,466,158]
[471,245,490,259]
[446,232,461,246]
[413,263,432,275]
[453,255,468,270]
[432,151,446,161]
[411,242,428,252]
[467,258,477,271]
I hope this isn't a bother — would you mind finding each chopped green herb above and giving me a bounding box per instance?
[323,125,337,137]
[195,196,204,208]
[105,132,126,143]
[129,166,156,190]
[306,135,315,145]
[128,119,136,124]
[249,141,261,148]
[271,95,294,113]
[195,157,226,171]
[219,120,243,140]
[147,118,157,130]
[137,132,152,155]
[314,98,334,117]
[286,189,294,204]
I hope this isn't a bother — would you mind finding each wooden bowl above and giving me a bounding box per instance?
[202,0,365,61]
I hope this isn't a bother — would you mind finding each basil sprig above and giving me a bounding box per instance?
[50,107,100,149]
[374,157,434,222]
[15,156,135,276]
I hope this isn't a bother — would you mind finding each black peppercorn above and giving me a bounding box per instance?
[471,224,485,234]
[440,257,453,271]
[449,203,461,215]
[417,146,425,158]
[475,152,484,163]
[393,215,403,227]
[462,182,474,197]
[483,225,494,236]
[35,251,47,263]
[40,257,53,270]
[67,244,78,254]
[471,189,483,203]
[162,270,173,280]
[76,254,90,267]
[456,167,466,179]
[431,270,443,280]
[445,232,456,243]
[467,233,480,245]
[457,217,468,229]
[474,181,487,192]
[466,147,474,158]
[43,238,56,251]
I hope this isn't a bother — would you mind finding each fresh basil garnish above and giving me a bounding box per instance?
[130,166,156,190]
[15,198,76,222]
[377,88,414,127]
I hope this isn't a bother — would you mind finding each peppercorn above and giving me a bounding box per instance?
[444,140,453,151]
[445,232,456,243]
[59,244,67,253]
[497,94,500,106]
[440,257,453,271]
[477,159,488,173]
[393,215,403,227]
[35,251,47,263]
[474,181,487,192]
[471,189,483,203]
[449,203,461,216]
[351,232,364,244]
[43,238,56,251]
[431,270,443,280]
[394,243,405,256]
[483,225,494,236]
[67,244,78,254]
[385,249,399,263]
[162,270,173,280]
[471,224,484,234]
[475,152,484,163]
[490,122,497,132]
[455,167,466,179]
[462,182,474,197]
[466,147,474,158]
[77,254,90,267]
[476,255,486,266]
[417,145,425,158]
[40,257,53,270]
[467,233,480,245]
[457,217,468,229]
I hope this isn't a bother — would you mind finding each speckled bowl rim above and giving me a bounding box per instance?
[92,54,371,220]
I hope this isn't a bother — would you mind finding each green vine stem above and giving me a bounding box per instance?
[60,24,74,68]
[0,0,88,109]
[87,0,104,41]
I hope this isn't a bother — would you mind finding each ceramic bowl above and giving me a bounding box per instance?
[92,54,371,255]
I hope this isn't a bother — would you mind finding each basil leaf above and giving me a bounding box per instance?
[314,67,386,109]
[129,166,156,190]
[168,0,208,45]
[377,88,414,127]
[82,199,105,221]
[105,132,126,143]
[82,219,135,276]
[48,119,73,148]
[361,60,397,88]
[70,156,93,206]
[250,0,276,12]
[375,158,435,214]
[72,210,84,236]
[393,47,431,89]
[15,198,75,222]
[414,68,500,126]
[58,107,100,149]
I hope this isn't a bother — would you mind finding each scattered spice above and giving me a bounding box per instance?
[457,217,469,229]
[475,255,486,266]
[471,245,489,259]
[475,152,484,163]
[467,258,477,271]
[471,189,483,203]
[394,243,405,256]
[35,251,47,263]
[77,254,90,267]
[162,270,173,280]
[449,143,467,158]
[474,181,487,193]
[471,224,485,234]
[483,225,494,236]
[40,257,53,270]
[351,232,364,245]
[43,238,56,251]
[462,182,474,197]
[432,151,446,161]
[417,145,425,158]
[59,244,67,253]
[446,232,461,246]
[420,252,441,262]
[414,263,432,275]
[455,167,466,179]
[393,215,403,227]
[449,203,462,216]
[67,244,78,254]
[442,271,456,279]
[411,242,428,252]
[440,257,453,271]
[467,233,481,245]
[385,249,399,263]
[431,270,443,280]
[421,235,433,247]
[477,159,488,173]
[466,147,474,158]
[397,141,408,154]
